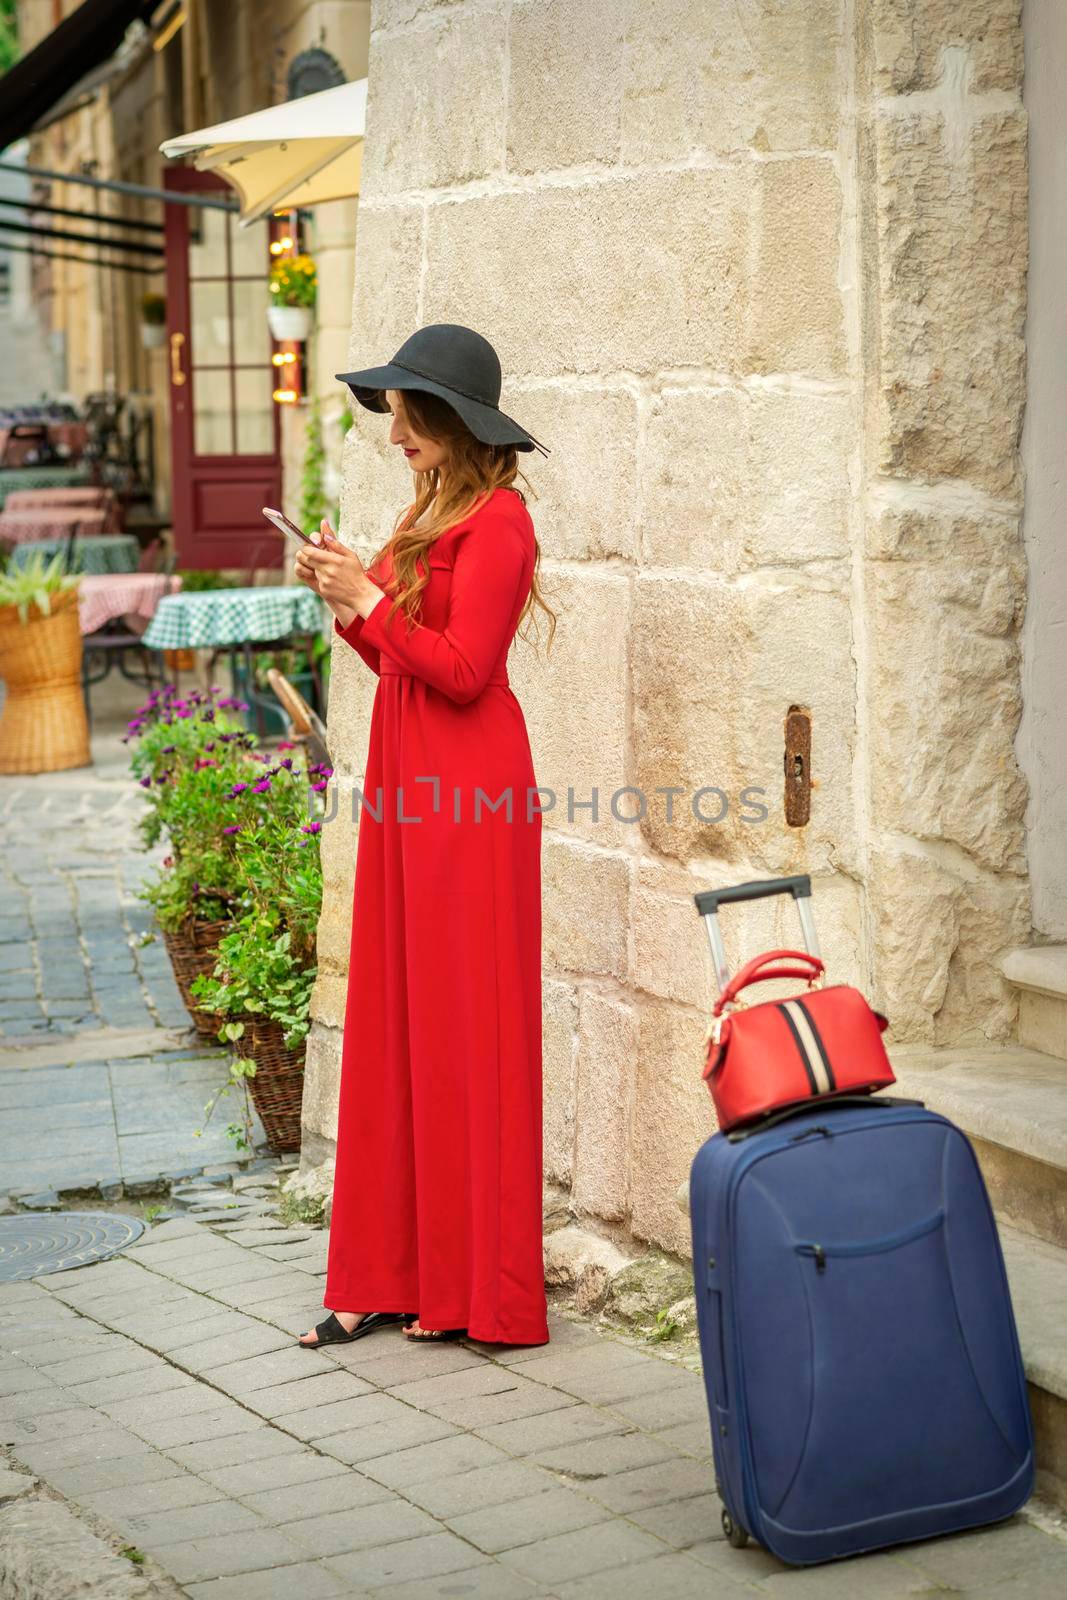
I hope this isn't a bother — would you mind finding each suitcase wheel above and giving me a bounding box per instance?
[721,1508,750,1549]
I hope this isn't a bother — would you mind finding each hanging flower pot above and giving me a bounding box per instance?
[268,253,316,344]
[267,304,313,342]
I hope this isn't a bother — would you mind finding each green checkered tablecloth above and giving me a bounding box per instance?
[141,585,327,651]
[0,465,92,508]
[10,534,139,576]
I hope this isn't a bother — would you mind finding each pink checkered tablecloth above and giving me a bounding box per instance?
[0,507,108,544]
[78,573,183,637]
[2,483,118,528]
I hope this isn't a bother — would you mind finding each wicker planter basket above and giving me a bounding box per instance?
[162,916,231,1039]
[0,589,90,774]
[247,1018,304,1154]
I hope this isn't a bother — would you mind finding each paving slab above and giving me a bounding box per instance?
[183,1563,352,1599]
[325,1530,490,1589]
[147,1524,318,1584]
[313,1409,457,1467]
[446,1484,612,1554]
[496,1519,666,1586]
[402,1458,561,1521]
[237,1467,391,1523]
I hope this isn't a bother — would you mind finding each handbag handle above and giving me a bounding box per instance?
[712,947,825,1018]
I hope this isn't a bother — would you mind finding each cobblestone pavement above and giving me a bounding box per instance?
[0,680,267,1203]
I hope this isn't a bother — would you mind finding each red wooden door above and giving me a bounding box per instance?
[163,168,282,569]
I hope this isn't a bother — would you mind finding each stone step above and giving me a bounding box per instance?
[999,945,1067,1060]
[999,1223,1067,1512]
[890,1043,1067,1251]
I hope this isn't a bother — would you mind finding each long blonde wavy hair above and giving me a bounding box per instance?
[364,388,557,653]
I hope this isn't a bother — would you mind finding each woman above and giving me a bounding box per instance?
[295,324,556,1349]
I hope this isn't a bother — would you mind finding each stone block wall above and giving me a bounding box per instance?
[303,0,1032,1260]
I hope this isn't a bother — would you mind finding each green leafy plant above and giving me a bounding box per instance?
[176,569,231,592]
[126,695,329,1152]
[299,395,329,532]
[191,909,317,1051]
[195,1049,258,1153]
[0,548,80,623]
[0,0,18,75]
[269,252,316,309]
[276,1187,326,1227]
[250,643,311,684]
[141,292,166,325]
[649,1306,680,1343]
[126,684,257,930]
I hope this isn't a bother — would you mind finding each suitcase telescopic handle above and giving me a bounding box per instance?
[693,874,821,997]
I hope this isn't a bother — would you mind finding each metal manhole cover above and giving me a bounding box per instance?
[0,1212,146,1283]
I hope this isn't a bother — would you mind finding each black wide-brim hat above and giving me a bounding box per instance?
[336,323,550,457]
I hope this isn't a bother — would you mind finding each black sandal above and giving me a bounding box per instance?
[299,1310,417,1348]
[403,1322,468,1342]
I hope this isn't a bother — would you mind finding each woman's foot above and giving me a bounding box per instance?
[403,1318,467,1341]
[299,1310,367,1346]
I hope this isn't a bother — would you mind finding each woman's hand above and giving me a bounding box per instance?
[293,533,323,596]
[298,519,385,629]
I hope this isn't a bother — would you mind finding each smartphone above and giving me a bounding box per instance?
[262,507,317,546]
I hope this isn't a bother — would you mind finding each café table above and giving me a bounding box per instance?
[0,465,91,509]
[78,573,183,638]
[3,486,119,530]
[0,507,108,545]
[141,585,328,731]
[10,534,139,576]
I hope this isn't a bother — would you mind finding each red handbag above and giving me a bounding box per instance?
[695,877,895,1133]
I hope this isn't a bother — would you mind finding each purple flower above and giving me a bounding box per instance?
[202,709,215,722]
[204,742,215,752]
[228,782,248,796]
[252,778,272,794]
[279,758,293,770]
[194,758,216,771]
[155,772,170,785]
[161,744,176,754]
[311,779,327,793]
[301,821,322,835]
[223,825,240,836]
[139,776,151,788]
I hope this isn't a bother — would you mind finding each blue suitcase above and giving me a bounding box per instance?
[689,1093,1035,1566]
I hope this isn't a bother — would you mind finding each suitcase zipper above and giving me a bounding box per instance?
[793,1208,945,1273]
[795,1243,826,1272]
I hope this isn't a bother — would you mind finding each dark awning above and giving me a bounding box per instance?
[0,0,161,154]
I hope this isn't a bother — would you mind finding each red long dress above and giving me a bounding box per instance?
[323,485,549,1346]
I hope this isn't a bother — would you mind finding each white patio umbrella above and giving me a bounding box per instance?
[159,79,367,224]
